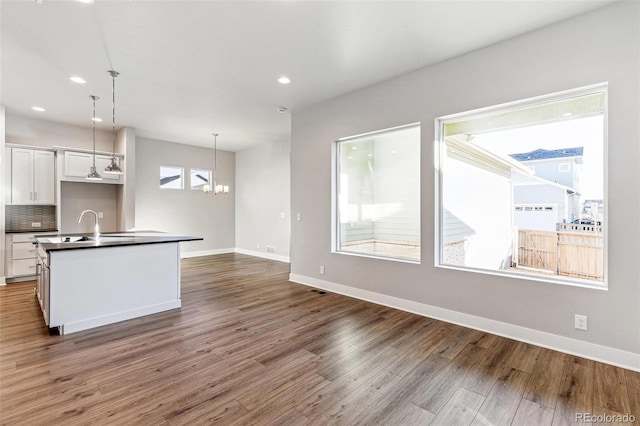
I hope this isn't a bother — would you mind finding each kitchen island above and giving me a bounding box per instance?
[35,231,202,335]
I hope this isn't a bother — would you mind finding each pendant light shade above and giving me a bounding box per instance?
[204,133,229,194]
[104,70,123,175]
[86,95,103,181]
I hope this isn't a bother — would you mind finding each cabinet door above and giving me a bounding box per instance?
[4,148,11,204]
[95,155,122,181]
[10,148,34,204]
[64,151,93,178]
[33,150,55,204]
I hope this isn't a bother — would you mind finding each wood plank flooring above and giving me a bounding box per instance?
[0,253,638,425]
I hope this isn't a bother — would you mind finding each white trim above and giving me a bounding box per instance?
[434,83,608,289]
[180,248,290,263]
[61,300,181,335]
[289,273,639,372]
[235,248,290,263]
[180,248,235,258]
[0,277,6,286]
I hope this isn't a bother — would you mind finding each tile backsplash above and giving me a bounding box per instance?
[5,205,57,232]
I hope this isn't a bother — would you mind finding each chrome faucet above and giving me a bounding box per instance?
[78,209,100,239]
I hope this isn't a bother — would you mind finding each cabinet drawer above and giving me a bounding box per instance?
[13,242,37,260]
[13,258,37,276]
[13,234,36,243]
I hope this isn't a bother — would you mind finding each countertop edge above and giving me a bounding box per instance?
[36,232,203,252]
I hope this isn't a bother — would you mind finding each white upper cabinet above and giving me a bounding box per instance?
[63,151,122,183]
[8,148,55,205]
[4,148,11,204]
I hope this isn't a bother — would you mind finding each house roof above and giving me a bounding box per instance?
[509,147,584,162]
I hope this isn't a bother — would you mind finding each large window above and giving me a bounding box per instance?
[436,84,606,287]
[334,124,420,262]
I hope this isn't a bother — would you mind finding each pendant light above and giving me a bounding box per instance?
[86,95,103,181]
[104,70,123,174]
[204,133,229,194]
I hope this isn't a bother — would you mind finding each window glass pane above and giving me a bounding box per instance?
[190,168,211,191]
[160,166,183,189]
[336,124,420,261]
[437,86,605,286]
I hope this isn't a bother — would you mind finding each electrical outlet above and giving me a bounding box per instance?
[256,243,260,249]
[574,314,588,331]
[296,213,301,222]
[280,212,285,219]
[320,266,325,275]
[266,245,276,253]
[98,212,104,219]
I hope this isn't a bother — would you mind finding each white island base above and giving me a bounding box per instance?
[48,242,181,335]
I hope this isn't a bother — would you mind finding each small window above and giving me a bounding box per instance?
[160,166,184,189]
[190,168,211,191]
[559,162,570,172]
[334,123,420,262]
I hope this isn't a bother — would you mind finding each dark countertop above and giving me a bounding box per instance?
[6,229,58,234]
[35,231,203,252]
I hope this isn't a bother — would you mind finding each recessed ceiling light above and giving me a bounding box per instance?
[277,76,291,85]
[70,76,86,84]
[92,117,103,122]
[32,106,46,112]
[76,0,95,4]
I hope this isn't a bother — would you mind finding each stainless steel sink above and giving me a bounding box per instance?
[39,236,94,244]
[39,236,138,244]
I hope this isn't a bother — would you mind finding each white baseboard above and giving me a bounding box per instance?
[181,248,235,258]
[235,248,290,263]
[289,273,640,372]
[0,277,5,286]
[180,248,290,263]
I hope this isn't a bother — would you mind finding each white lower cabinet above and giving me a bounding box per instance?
[6,233,41,280]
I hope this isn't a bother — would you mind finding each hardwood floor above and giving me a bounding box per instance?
[0,253,638,425]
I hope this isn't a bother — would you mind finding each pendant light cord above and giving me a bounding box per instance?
[92,95,97,168]
[111,72,116,155]
[213,133,218,186]
[108,70,120,158]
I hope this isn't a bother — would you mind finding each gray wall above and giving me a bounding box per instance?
[235,139,290,260]
[135,136,235,255]
[290,1,640,358]
[60,181,118,234]
[5,113,114,152]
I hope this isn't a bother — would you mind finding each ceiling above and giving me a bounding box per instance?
[1,0,615,152]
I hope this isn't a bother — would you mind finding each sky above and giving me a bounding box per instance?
[471,115,604,199]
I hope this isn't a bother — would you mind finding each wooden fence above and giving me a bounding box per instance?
[516,229,603,281]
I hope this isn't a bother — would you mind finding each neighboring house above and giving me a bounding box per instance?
[509,147,583,230]
[510,147,583,191]
[582,199,603,222]
[442,136,531,270]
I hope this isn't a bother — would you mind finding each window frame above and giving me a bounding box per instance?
[434,83,608,289]
[332,122,421,264]
[159,165,184,190]
[190,168,212,191]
